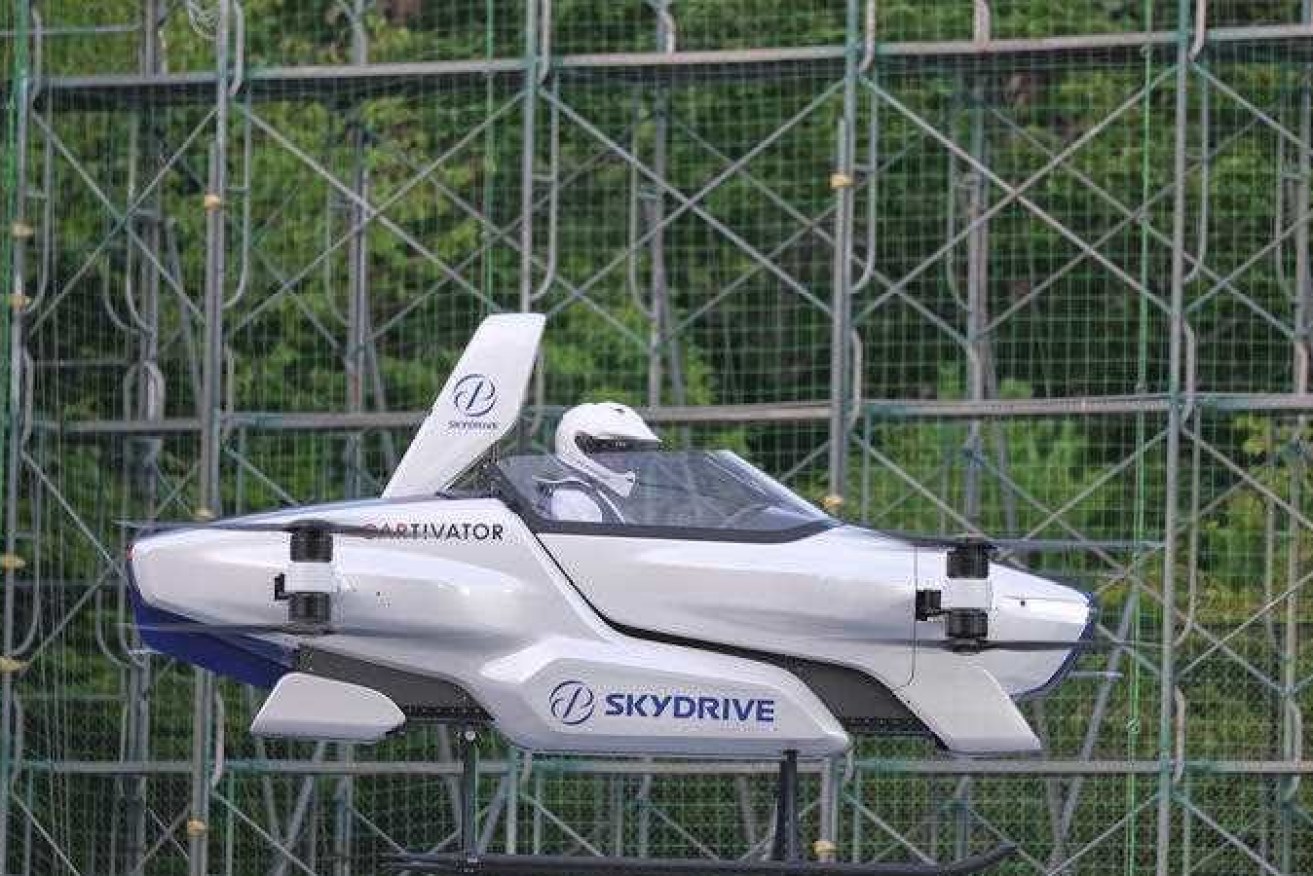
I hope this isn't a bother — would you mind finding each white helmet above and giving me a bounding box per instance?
[555,402,661,497]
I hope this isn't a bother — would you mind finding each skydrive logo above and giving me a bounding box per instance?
[547,680,776,727]
[448,373,500,431]
[452,373,497,416]
[549,680,596,726]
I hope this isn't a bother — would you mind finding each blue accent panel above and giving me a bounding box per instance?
[127,568,292,688]
[1016,589,1098,702]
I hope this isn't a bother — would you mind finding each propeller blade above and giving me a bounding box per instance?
[869,636,1163,652]
[867,529,1163,554]
[991,537,1165,554]
[121,520,290,534]
[119,518,382,539]
[132,622,293,634]
[126,621,414,639]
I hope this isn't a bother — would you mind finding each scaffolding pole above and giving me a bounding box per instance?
[1154,0,1194,873]
[5,6,1313,876]
[0,2,29,872]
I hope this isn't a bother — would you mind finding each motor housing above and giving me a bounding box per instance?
[274,523,338,632]
[942,538,994,648]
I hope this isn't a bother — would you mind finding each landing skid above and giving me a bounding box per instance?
[387,734,1016,876]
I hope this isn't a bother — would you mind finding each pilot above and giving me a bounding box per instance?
[541,402,661,523]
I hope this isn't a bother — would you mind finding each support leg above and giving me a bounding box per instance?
[771,749,800,863]
[461,728,480,861]
[393,742,1018,875]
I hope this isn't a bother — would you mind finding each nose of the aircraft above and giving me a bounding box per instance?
[978,565,1096,698]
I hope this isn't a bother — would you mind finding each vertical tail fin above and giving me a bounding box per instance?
[382,313,546,498]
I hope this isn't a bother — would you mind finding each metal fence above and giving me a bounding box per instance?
[1,0,1312,874]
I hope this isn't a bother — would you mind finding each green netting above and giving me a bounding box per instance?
[4,2,1313,875]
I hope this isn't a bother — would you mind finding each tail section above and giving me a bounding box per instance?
[383,313,546,498]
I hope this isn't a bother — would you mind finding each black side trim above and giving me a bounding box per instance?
[602,617,928,736]
[298,647,491,724]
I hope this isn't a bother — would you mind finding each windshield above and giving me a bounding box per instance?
[494,450,833,540]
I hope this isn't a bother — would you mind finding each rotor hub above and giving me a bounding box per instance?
[946,537,994,580]
[943,537,995,648]
[276,521,340,634]
[289,523,334,563]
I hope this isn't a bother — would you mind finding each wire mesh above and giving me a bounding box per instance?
[3,2,1313,875]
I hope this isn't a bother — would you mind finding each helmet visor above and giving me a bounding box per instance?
[575,435,661,456]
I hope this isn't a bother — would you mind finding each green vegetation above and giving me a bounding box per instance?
[2,2,1311,874]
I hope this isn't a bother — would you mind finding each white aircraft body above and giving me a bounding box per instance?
[128,314,1093,761]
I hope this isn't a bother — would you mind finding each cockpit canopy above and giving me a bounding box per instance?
[494,450,834,541]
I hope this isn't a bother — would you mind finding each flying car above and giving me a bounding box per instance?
[126,314,1096,876]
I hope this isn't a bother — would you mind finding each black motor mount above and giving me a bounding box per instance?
[289,524,334,563]
[943,537,995,648]
[276,521,337,632]
[945,537,994,580]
